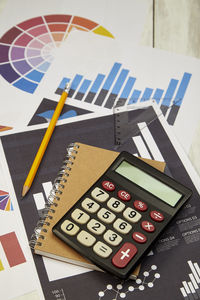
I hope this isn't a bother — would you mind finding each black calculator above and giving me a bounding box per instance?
[52,151,192,279]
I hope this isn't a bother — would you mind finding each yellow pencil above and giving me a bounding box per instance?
[22,82,71,198]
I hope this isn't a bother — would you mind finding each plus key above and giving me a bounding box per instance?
[112,242,137,268]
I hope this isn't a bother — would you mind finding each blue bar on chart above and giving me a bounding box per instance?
[84,74,105,103]
[128,89,142,104]
[153,88,164,104]
[140,88,153,102]
[104,69,129,108]
[94,62,122,106]
[167,72,192,125]
[68,74,83,98]
[55,77,71,95]
[75,79,91,100]
[117,77,136,106]
[160,78,179,116]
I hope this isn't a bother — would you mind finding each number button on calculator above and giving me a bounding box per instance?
[61,220,79,236]
[123,207,141,223]
[113,218,132,234]
[81,198,100,213]
[107,198,125,213]
[97,208,116,223]
[91,187,109,202]
[71,209,90,224]
[87,219,106,235]
[103,230,122,246]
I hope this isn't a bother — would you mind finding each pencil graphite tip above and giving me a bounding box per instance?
[65,82,71,93]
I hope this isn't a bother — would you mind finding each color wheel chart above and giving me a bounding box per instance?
[0,190,13,211]
[56,62,192,125]
[0,14,114,94]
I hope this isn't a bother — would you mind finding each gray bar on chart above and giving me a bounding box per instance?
[160,104,169,116]
[95,89,109,106]
[115,97,126,107]
[68,89,76,98]
[104,93,118,109]
[167,105,180,125]
[75,92,84,100]
[84,91,96,103]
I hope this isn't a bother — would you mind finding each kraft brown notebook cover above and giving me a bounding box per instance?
[31,142,165,279]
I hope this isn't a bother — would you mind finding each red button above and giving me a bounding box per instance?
[132,232,147,243]
[141,221,155,232]
[112,243,137,268]
[150,210,164,222]
[118,190,131,201]
[133,200,148,211]
[102,181,115,191]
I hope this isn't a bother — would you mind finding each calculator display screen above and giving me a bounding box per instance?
[115,160,182,207]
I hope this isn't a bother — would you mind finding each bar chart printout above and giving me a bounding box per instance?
[56,62,192,125]
[0,232,26,269]
[180,260,200,299]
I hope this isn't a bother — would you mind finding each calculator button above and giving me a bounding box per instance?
[102,180,115,191]
[87,219,106,235]
[132,232,147,244]
[118,190,131,201]
[81,198,100,213]
[97,208,116,224]
[103,229,122,246]
[77,230,96,247]
[113,218,132,234]
[91,187,109,202]
[123,207,141,223]
[107,197,125,213]
[71,208,90,224]
[141,221,155,232]
[93,241,112,258]
[61,220,79,236]
[133,200,148,212]
[112,243,137,268]
[150,210,164,222]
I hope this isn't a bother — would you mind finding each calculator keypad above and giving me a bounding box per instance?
[58,178,167,277]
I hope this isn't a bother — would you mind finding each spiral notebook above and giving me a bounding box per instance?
[31,142,165,279]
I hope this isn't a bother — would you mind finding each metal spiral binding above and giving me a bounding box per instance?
[29,143,79,249]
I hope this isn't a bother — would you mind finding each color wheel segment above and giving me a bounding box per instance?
[0,15,114,94]
[0,190,13,211]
